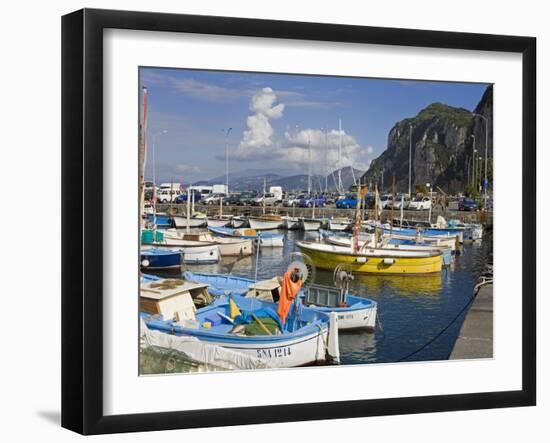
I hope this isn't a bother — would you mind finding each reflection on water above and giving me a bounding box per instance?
[151,229,492,365]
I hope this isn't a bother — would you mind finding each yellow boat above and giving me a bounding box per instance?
[296,241,443,274]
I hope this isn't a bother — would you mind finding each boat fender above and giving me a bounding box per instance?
[383,258,395,265]
[141,259,150,268]
[356,257,368,263]
[327,312,340,364]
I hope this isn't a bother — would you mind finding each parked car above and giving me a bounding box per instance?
[408,196,432,211]
[223,193,242,205]
[335,194,374,209]
[252,193,278,206]
[336,194,357,209]
[392,194,410,210]
[174,190,202,204]
[380,194,394,209]
[458,197,478,211]
[299,195,327,208]
[282,194,301,207]
[202,193,226,205]
[156,188,182,203]
[238,191,258,206]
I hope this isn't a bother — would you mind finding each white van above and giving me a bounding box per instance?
[269,186,283,203]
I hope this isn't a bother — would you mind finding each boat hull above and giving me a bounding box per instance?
[248,217,282,231]
[296,242,443,274]
[328,221,350,231]
[172,216,207,228]
[207,218,231,228]
[215,237,253,256]
[140,249,182,270]
[300,218,322,231]
[282,216,300,230]
[145,244,219,264]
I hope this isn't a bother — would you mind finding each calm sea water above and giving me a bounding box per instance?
[151,229,492,365]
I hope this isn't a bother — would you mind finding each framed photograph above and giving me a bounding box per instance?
[62,8,536,435]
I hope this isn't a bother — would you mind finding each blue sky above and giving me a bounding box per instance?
[140,67,488,184]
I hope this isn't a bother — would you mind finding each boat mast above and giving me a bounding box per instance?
[186,185,191,234]
[390,175,395,238]
[307,136,312,196]
[353,183,362,253]
[138,86,148,228]
[338,119,342,194]
[225,127,232,194]
[374,184,379,247]
[262,177,266,216]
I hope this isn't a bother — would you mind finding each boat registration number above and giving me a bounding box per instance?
[338,314,355,320]
[257,347,291,359]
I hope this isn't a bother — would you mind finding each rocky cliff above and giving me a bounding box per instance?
[361,86,493,194]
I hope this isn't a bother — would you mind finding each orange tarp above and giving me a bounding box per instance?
[277,271,303,325]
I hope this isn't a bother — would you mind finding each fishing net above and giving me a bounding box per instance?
[244,317,281,336]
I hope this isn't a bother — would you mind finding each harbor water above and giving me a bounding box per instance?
[148,229,492,366]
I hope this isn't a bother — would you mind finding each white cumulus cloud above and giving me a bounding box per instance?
[234,88,285,160]
[284,128,373,171]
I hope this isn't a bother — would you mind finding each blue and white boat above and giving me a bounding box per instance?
[140,248,182,270]
[368,221,465,243]
[184,272,377,331]
[141,279,339,368]
[208,226,284,247]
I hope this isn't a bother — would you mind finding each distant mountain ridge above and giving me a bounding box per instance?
[196,166,364,193]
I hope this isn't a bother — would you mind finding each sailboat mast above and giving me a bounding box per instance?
[225,127,232,194]
[338,118,343,194]
[138,86,148,226]
[308,136,312,195]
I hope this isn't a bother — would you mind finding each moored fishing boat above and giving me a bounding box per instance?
[300,217,324,231]
[282,215,300,230]
[140,248,182,270]
[208,226,284,247]
[161,229,253,256]
[248,215,282,231]
[140,278,339,368]
[183,271,377,331]
[296,241,443,274]
[328,217,351,231]
[206,216,232,228]
[369,221,464,243]
[231,216,248,228]
[142,240,220,264]
[171,214,207,229]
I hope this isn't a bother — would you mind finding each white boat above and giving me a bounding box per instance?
[282,216,300,230]
[231,216,248,228]
[208,226,284,248]
[300,217,323,231]
[161,230,252,257]
[172,215,207,228]
[248,216,282,231]
[143,242,220,264]
[328,218,351,231]
[207,216,232,228]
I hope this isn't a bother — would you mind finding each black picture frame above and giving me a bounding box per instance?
[62,8,536,435]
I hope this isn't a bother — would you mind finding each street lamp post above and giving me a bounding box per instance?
[224,127,232,194]
[151,130,167,222]
[470,134,476,189]
[408,123,414,198]
[473,113,489,208]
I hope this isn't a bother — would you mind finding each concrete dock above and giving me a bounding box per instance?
[450,283,493,359]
